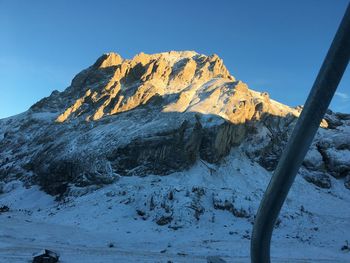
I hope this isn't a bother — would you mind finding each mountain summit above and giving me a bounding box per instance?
[32,51,298,124]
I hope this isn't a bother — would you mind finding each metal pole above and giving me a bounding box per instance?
[251,3,350,263]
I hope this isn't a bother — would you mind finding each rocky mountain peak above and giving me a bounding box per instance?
[50,51,239,122]
[29,51,302,125]
[93,52,124,68]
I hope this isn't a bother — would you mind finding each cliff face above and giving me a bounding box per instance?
[0,51,349,196]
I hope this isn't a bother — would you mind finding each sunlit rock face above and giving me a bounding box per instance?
[1,51,347,196]
[32,51,298,124]
[52,51,234,122]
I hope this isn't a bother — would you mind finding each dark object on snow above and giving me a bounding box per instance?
[32,249,59,263]
[108,242,115,248]
[341,240,350,252]
[0,205,9,213]
[156,215,173,225]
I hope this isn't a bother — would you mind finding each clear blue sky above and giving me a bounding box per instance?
[0,0,349,118]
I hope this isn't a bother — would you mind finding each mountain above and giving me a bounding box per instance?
[0,51,349,262]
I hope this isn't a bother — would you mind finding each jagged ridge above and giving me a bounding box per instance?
[32,51,301,125]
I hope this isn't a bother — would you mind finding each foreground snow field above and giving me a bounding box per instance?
[1,152,349,262]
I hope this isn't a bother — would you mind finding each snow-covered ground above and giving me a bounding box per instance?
[0,151,349,262]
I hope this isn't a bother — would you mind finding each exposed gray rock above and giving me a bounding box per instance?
[156,215,173,226]
[212,192,251,218]
[317,145,350,178]
[302,171,332,189]
[35,157,117,196]
[256,114,296,171]
[324,111,343,129]
[335,112,350,121]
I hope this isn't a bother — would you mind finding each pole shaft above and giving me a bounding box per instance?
[251,4,350,263]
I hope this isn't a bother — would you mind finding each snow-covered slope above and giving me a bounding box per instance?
[0,51,349,262]
[1,152,349,262]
